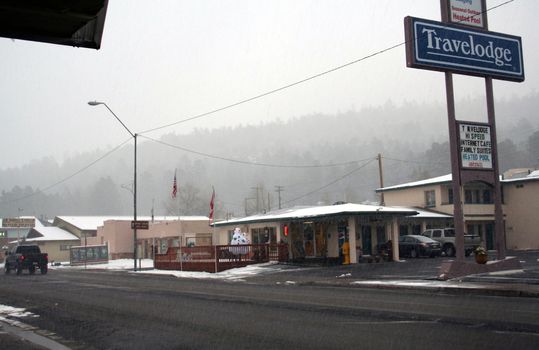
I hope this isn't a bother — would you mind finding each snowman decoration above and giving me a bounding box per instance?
[229,227,250,255]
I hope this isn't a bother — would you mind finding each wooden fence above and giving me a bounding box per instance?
[154,243,289,273]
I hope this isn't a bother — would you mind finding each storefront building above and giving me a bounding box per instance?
[214,203,418,263]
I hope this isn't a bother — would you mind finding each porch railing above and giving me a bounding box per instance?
[154,243,288,273]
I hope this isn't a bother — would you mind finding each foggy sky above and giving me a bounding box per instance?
[1,0,538,169]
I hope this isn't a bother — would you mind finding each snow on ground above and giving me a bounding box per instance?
[48,259,283,281]
[0,304,37,319]
[139,262,282,281]
[50,259,155,270]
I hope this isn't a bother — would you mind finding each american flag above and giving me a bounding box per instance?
[171,172,177,199]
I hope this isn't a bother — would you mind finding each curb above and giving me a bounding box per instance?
[293,279,539,298]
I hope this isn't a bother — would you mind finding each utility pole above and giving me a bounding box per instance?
[275,185,284,209]
[17,208,23,245]
[250,185,260,213]
[377,154,385,206]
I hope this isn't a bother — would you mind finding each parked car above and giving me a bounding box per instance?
[4,245,48,275]
[420,228,481,257]
[377,235,442,261]
[398,235,441,258]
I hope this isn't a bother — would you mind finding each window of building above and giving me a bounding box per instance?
[425,190,436,207]
[251,227,276,244]
[482,189,492,204]
[448,188,454,204]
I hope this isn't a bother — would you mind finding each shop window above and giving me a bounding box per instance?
[251,227,275,244]
[448,188,454,204]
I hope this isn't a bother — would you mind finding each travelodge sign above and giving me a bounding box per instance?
[405,16,524,82]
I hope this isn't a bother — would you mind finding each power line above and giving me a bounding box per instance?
[141,43,403,135]
[382,156,450,166]
[138,1,515,136]
[140,134,372,168]
[0,137,133,206]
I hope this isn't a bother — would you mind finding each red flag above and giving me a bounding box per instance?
[171,172,177,199]
[209,187,215,223]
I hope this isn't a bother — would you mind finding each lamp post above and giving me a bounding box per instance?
[88,101,138,271]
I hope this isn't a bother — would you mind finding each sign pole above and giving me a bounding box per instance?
[485,76,506,259]
[441,2,466,262]
[444,72,466,262]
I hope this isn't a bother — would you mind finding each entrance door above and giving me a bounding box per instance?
[314,223,327,258]
[361,225,372,255]
[303,223,315,257]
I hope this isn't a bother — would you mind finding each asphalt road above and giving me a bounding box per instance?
[1,268,539,350]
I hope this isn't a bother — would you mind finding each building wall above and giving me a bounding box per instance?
[504,180,539,249]
[33,240,80,262]
[383,186,439,210]
[90,219,213,258]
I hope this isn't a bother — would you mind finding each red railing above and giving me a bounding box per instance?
[154,243,288,273]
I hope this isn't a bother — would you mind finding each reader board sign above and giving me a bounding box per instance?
[458,122,492,169]
[405,16,524,82]
[445,0,485,28]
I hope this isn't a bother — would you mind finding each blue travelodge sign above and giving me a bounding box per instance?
[405,16,524,82]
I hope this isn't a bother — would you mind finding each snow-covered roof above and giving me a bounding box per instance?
[502,169,539,183]
[393,207,453,219]
[25,227,79,242]
[214,203,418,227]
[54,215,209,231]
[377,174,452,192]
[379,169,539,191]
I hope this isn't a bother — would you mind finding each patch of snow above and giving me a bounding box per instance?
[49,259,155,270]
[0,304,38,319]
[487,269,525,276]
[137,262,280,281]
[337,273,352,278]
[49,258,294,281]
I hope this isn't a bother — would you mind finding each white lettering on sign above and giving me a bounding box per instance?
[449,0,484,28]
[422,28,513,67]
[459,123,492,169]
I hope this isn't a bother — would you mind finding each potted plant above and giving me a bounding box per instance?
[474,246,488,264]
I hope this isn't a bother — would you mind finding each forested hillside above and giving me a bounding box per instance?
[1,94,538,220]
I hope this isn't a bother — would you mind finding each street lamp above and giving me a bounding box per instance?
[88,101,138,271]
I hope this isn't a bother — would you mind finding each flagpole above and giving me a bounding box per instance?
[213,189,217,272]
[177,169,182,240]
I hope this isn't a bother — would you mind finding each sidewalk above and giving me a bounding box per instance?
[248,250,539,298]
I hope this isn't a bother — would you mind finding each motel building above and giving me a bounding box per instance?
[376,170,539,251]
[213,202,429,263]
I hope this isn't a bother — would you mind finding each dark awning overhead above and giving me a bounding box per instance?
[0,0,108,49]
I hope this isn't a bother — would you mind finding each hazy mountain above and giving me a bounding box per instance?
[1,94,538,219]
